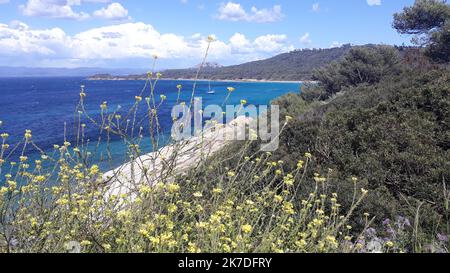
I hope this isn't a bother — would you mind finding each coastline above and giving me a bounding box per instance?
[103,116,254,197]
[87,76,310,84]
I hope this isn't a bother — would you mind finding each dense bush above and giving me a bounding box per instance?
[269,68,449,250]
[311,46,403,99]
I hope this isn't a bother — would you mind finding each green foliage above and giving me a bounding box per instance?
[271,92,319,118]
[300,86,331,102]
[427,20,450,62]
[393,0,450,62]
[393,0,449,35]
[312,46,403,99]
[270,68,450,244]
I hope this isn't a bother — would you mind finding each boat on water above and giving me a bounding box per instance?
[207,80,215,94]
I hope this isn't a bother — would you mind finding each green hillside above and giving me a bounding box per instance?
[162,44,354,81]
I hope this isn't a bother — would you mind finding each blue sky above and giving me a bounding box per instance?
[0,0,415,69]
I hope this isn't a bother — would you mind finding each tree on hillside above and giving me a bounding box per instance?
[310,46,402,100]
[393,0,450,62]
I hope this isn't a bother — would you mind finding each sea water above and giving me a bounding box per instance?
[0,77,300,171]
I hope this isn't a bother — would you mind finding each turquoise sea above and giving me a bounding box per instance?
[0,77,300,171]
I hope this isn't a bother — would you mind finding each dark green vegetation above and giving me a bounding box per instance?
[237,0,450,250]
[273,65,449,239]
[309,46,404,99]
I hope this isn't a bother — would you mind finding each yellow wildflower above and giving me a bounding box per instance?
[241,224,253,234]
[193,192,203,198]
[187,242,200,253]
[167,204,177,214]
[283,202,295,215]
[24,129,32,140]
[167,183,180,193]
[80,240,92,247]
[89,165,99,176]
[139,185,152,195]
[274,195,283,203]
[33,175,46,183]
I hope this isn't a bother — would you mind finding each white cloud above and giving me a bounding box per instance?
[0,21,294,67]
[20,0,90,20]
[72,22,193,59]
[367,0,381,6]
[0,21,70,56]
[229,33,251,53]
[299,32,312,46]
[229,32,293,57]
[19,0,129,20]
[253,34,292,53]
[0,0,10,4]
[216,2,284,23]
[93,3,129,20]
[312,3,319,12]
[330,41,344,48]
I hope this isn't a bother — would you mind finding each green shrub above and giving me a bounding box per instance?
[267,68,450,245]
[312,46,403,99]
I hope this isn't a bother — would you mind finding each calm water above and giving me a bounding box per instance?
[0,77,300,170]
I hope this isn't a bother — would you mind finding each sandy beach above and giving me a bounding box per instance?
[87,75,308,84]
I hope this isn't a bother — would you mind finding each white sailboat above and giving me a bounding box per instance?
[207,80,215,94]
